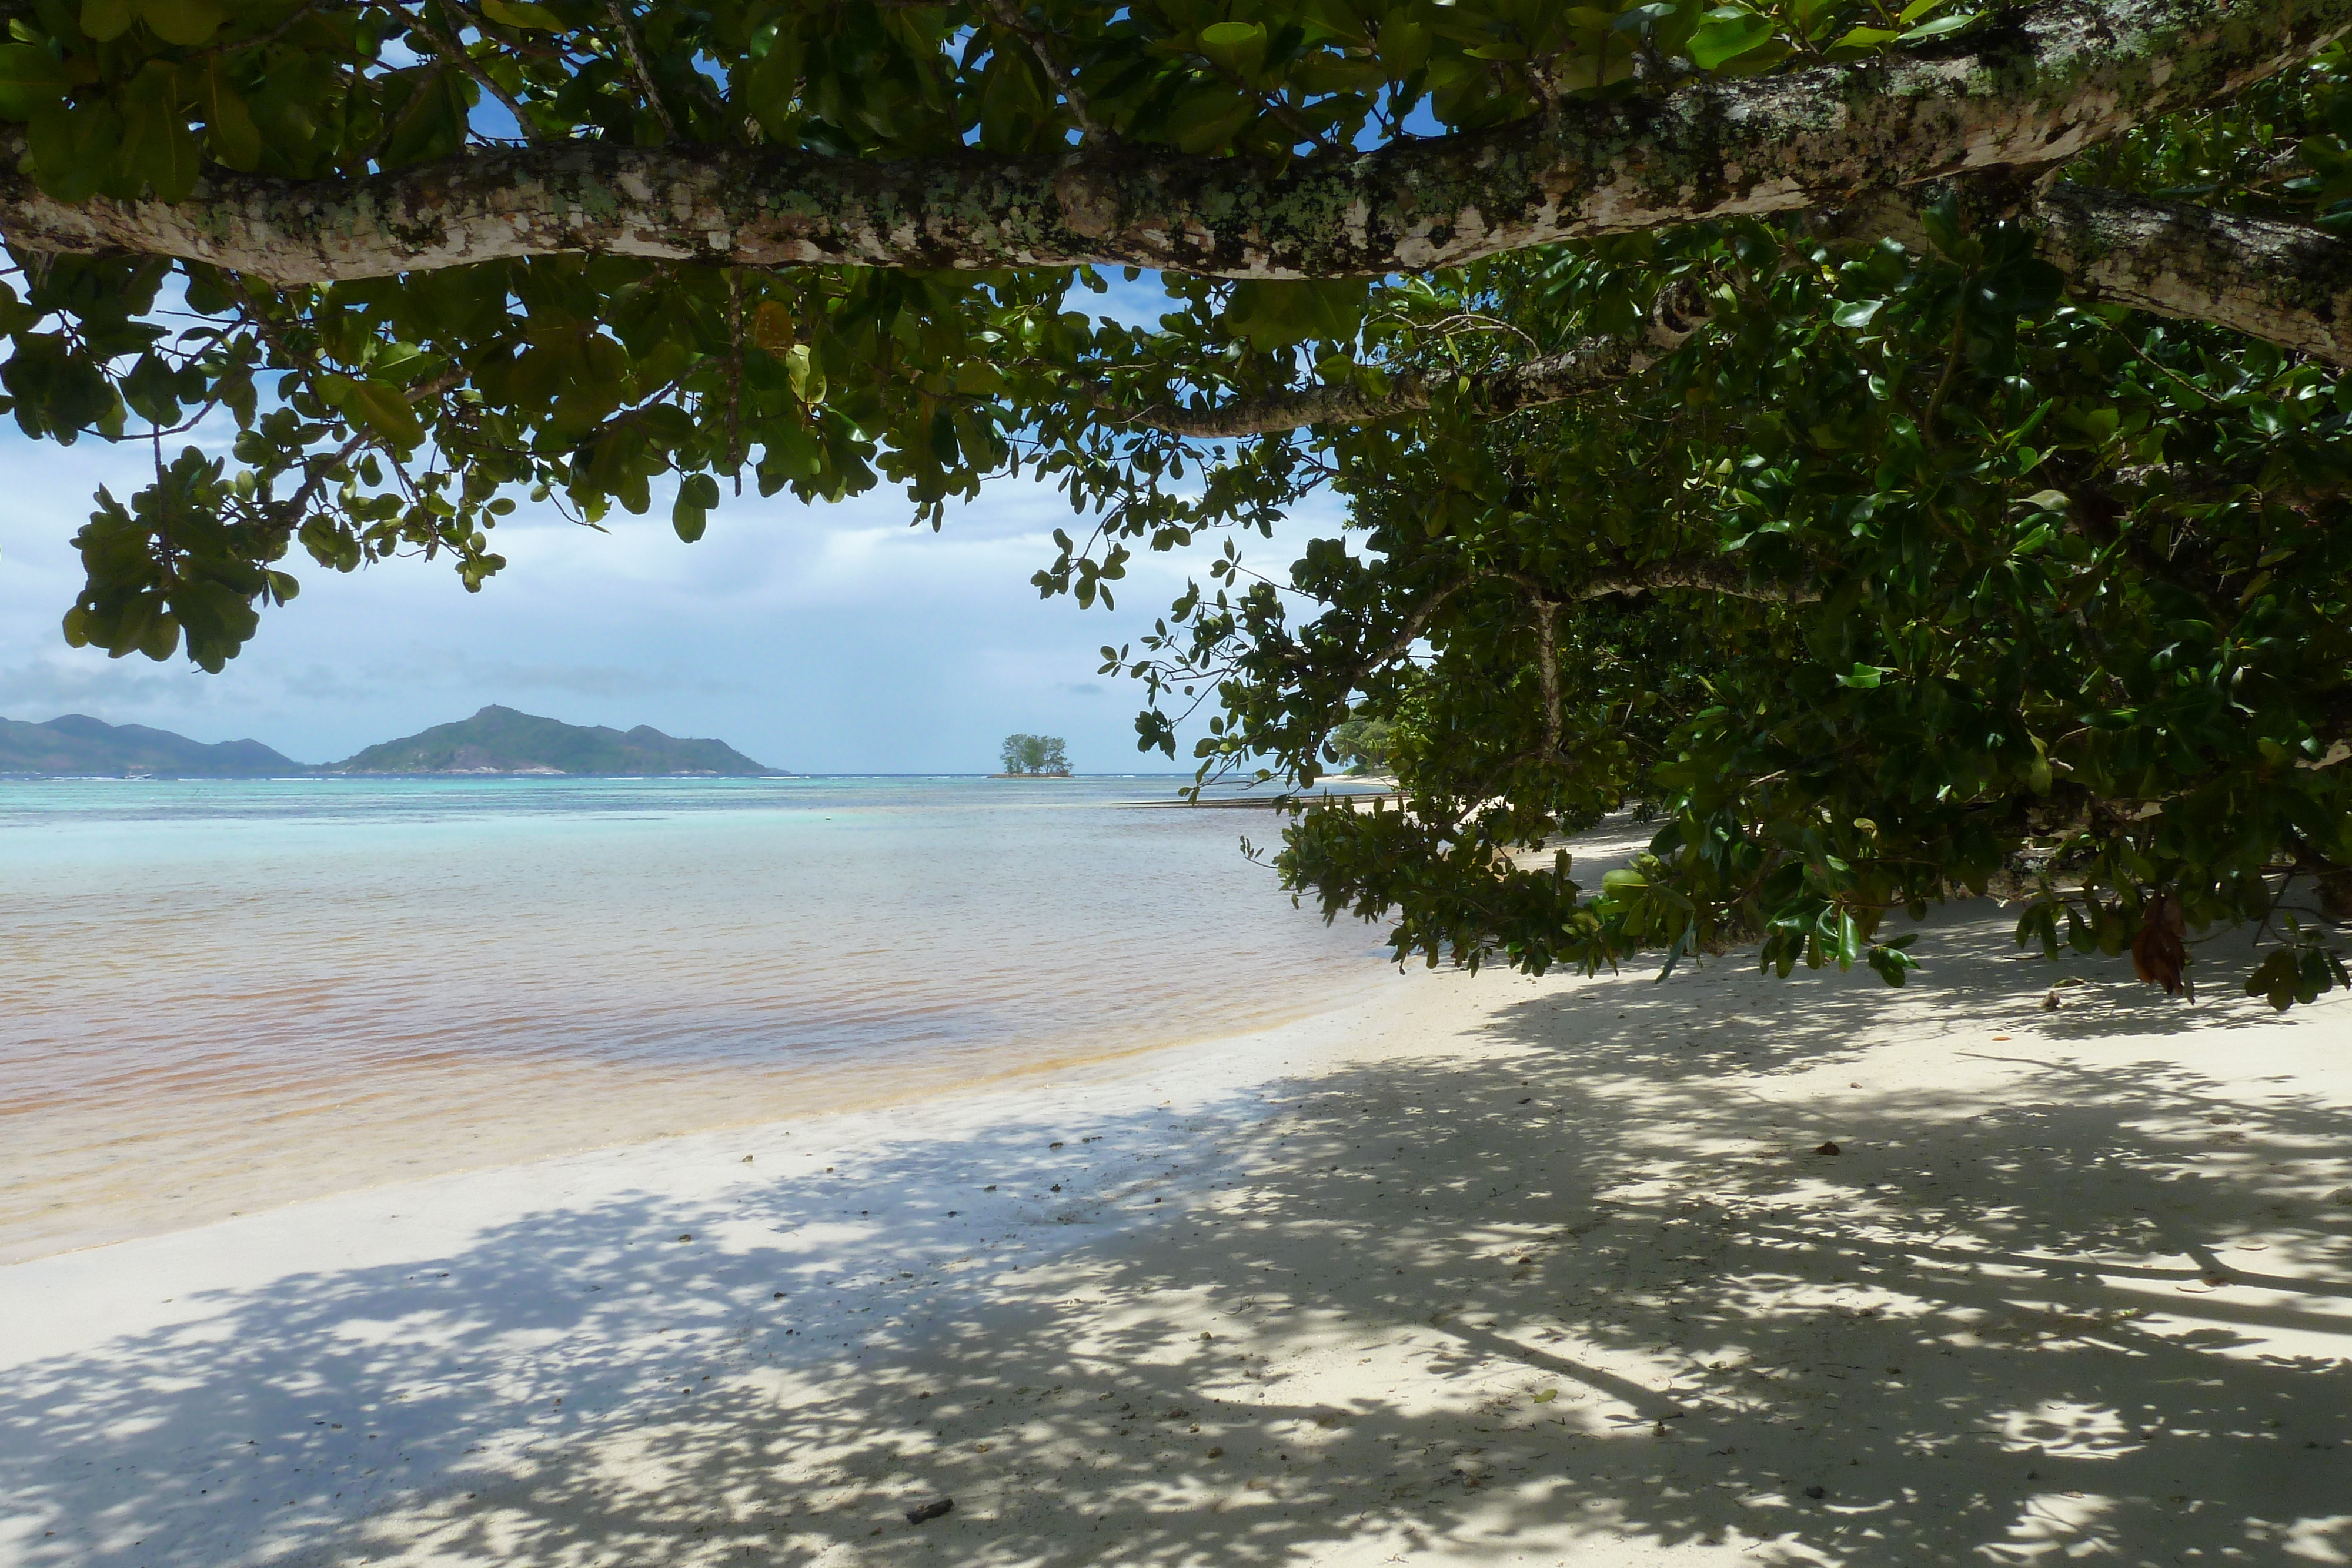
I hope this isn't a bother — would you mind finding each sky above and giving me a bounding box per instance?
[0,427,1337,773]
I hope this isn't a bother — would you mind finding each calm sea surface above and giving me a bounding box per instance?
[0,775,1387,1259]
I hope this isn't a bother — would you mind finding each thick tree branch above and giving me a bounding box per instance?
[1575,559,1823,604]
[1104,183,2352,440]
[1,0,2344,285]
[2033,183,2352,365]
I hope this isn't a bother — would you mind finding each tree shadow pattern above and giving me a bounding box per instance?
[5,907,2350,1567]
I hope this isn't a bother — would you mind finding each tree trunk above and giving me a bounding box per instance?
[2,0,2346,286]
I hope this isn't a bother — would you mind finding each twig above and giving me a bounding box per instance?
[1922,309,1966,435]
[394,2,546,145]
[726,270,746,489]
[981,0,1111,142]
[603,0,680,143]
[190,0,323,59]
[282,368,463,519]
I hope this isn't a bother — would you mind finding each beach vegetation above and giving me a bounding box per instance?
[1326,716,1394,777]
[4,0,2352,1001]
[999,733,1070,776]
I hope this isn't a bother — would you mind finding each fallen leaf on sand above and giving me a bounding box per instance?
[1815,1141,1841,1156]
[905,1498,953,1524]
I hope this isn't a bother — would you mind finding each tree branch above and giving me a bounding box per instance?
[980,0,1112,142]
[2,0,2343,285]
[602,0,679,143]
[1088,337,1660,436]
[1096,281,1709,436]
[1574,559,1823,603]
[394,1,546,146]
[2033,182,2352,366]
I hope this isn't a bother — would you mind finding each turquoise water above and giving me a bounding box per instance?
[1,775,1387,1258]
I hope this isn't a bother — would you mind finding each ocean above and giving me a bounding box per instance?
[0,774,1389,1260]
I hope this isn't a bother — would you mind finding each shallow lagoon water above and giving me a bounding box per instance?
[0,775,1387,1259]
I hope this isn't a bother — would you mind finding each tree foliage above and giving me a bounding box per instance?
[1,0,2350,1004]
[1327,714,1394,774]
[999,733,1070,775]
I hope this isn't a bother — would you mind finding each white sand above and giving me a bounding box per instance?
[6,901,2352,1567]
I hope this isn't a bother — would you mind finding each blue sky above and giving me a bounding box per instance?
[0,427,1335,772]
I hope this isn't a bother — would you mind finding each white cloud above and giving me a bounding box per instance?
[0,427,1345,771]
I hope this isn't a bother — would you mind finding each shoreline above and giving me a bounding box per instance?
[7,907,2352,1566]
[1,970,1390,1268]
[1,773,1392,1268]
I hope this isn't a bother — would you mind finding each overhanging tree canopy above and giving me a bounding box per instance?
[4,0,2350,1005]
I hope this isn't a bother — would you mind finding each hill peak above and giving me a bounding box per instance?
[0,713,303,777]
[330,707,780,776]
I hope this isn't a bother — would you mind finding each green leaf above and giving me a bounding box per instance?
[479,0,563,28]
[672,472,719,542]
[0,44,68,121]
[740,28,804,139]
[1829,24,1900,47]
[784,342,824,404]
[138,0,223,46]
[1918,192,1965,258]
[1225,279,1369,352]
[764,423,823,483]
[1159,85,1257,153]
[1374,19,1430,73]
[79,0,134,42]
[139,610,181,660]
[118,61,202,201]
[1899,11,1976,40]
[1686,8,1774,69]
[27,99,124,203]
[188,58,262,168]
[1866,942,1917,985]
[1196,21,1269,78]
[1832,299,1885,329]
[318,373,425,448]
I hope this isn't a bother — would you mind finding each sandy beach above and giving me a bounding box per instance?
[6,897,2351,1567]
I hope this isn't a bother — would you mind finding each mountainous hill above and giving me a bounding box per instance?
[329,705,779,775]
[0,714,304,777]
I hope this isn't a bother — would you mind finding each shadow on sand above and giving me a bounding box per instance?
[5,906,2350,1566]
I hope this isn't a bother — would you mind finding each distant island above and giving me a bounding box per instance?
[0,705,783,778]
[997,732,1071,777]
[329,706,780,775]
[0,714,303,777]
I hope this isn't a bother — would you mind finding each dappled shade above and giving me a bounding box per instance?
[8,905,2347,1566]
